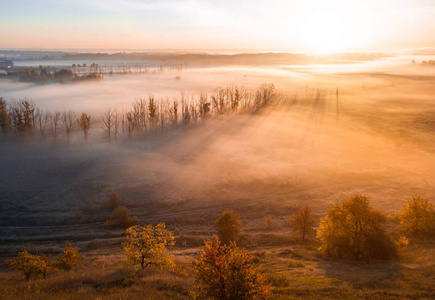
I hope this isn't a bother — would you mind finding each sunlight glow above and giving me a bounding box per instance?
[301,12,346,53]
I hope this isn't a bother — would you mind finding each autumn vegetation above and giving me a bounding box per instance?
[123,223,175,270]
[215,210,243,245]
[398,196,435,239]
[3,193,433,299]
[317,195,398,261]
[191,237,272,300]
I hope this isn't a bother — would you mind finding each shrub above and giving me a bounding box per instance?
[6,251,51,281]
[106,205,138,228]
[398,196,435,239]
[288,206,317,241]
[55,242,82,270]
[192,237,272,300]
[215,210,243,245]
[317,195,397,261]
[265,216,273,230]
[123,223,175,270]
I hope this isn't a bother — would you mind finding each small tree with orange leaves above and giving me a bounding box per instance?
[192,237,272,300]
[288,207,317,241]
[55,242,82,270]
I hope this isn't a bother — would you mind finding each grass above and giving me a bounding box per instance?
[0,235,434,299]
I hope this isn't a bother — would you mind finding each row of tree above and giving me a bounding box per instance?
[0,84,285,142]
[1,85,329,143]
[7,66,103,83]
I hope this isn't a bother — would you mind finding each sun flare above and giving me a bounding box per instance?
[299,12,345,53]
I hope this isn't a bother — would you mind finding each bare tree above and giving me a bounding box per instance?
[112,109,121,142]
[101,108,115,143]
[168,100,178,126]
[35,108,51,138]
[148,96,158,128]
[51,111,62,139]
[62,110,76,142]
[198,93,210,118]
[77,113,91,141]
[129,98,147,134]
[120,111,131,138]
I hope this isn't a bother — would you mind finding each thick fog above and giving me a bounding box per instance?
[1,55,434,227]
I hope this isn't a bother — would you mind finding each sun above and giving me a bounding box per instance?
[300,11,348,53]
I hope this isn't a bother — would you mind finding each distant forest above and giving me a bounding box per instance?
[0,50,392,66]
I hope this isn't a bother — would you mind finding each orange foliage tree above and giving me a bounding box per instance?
[192,237,272,300]
[288,207,317,241]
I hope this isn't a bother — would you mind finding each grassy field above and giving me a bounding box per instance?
[1,61,435,299]
[1,229,434,299]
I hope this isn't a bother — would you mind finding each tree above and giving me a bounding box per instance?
[62,110,76,141]
[77,113,91,141]
[106,205,138,228]
[55,242,82,270]
[288,207,317,241]
[51,111,62,139]
[101,108,117,143]
[215,210,243,245]
[192,237,272,300]
[123,223,175,270]
[0,97,11,135]
[317,195,397,261]
[35,108,51,138]
[6,251,51,281]
[10,100,35,135]
[148,96,158,127]
[253,83,276,112]
[398,196,435,239]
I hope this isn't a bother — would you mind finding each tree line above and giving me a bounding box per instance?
[2,83,322,143]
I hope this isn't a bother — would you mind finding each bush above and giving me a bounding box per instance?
[123,223,175,270]
[288,206,317,241]
[55,242,82,270]
[192,237,272,300]
[106,205,138,228]
[215,210,243,245]
[264,216,273,230]
[317,195,397,261]
[398,196,435,239]
[6,251,51,281]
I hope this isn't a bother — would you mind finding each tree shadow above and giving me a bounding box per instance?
[316,258,404,290]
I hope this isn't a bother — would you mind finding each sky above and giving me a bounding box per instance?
[1,0,435,53]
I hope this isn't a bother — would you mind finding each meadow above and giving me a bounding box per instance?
[0,53,434,299]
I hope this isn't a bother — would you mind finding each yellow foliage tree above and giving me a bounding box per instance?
[317,195,397,261]
[288,207,317,241]
[55,243,82,270]
[192,237,272,300]
[77,113,91,141]
[215,210,243,245]
[123,223,175,270]
[7,251,51,281]
[398,196,435,239]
